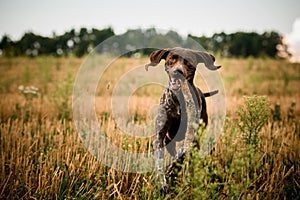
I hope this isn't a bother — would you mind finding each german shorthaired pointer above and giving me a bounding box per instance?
[145,47,221,193]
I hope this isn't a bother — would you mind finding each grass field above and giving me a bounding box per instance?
[0,56,299,199]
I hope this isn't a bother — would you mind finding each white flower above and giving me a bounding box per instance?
[19,84,40,97]
[18,85,24,91]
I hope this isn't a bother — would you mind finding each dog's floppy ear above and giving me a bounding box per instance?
[145,49,170,71]
[194,51,221,70]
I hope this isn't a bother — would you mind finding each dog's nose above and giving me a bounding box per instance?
[174,68,183,77]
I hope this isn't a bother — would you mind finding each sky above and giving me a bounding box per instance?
[0,0,299,61]
[0,0,299,39]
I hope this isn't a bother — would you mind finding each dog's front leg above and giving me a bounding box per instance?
[154,145,168,193]
[154,105,169,194]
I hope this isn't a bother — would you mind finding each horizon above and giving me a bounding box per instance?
[0,26,288,41]
[1,0,299,61]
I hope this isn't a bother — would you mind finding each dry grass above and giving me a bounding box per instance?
[0,56,299,199]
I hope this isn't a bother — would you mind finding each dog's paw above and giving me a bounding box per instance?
[160,184,169,194]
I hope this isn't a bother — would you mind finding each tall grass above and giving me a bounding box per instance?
[170,96,300,199]
[0,57,299,199]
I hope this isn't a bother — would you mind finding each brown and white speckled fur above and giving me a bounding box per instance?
[145,47,221,193]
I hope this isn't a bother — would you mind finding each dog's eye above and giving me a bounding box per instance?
[186,62,195,70]
[184,59,192,66]
[171,55,178,60]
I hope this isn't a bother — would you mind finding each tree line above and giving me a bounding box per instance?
[0,27,283,58]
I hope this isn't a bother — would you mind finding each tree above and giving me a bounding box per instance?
[0,28,283,58]
[0,35,18,57]
[262,31,282,57]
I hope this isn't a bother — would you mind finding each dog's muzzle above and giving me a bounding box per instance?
[170,69,184,91]
[170,78,181,90]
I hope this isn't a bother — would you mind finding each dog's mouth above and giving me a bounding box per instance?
[169,68,185,91]
[170,78,181,90]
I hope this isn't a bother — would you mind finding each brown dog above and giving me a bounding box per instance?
[145,47,221,193]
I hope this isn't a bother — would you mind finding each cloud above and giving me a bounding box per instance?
[286,18,300,63]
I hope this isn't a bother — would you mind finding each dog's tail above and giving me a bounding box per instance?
[204,90,218,97]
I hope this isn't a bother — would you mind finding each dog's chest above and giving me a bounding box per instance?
[160,88,186,118]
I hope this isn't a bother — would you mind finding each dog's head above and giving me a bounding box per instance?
[145,47,221,90]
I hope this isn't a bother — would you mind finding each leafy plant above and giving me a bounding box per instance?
[51,72,74,120]
[237,96,270,148]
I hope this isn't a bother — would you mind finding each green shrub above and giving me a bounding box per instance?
[237,96,270,148]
